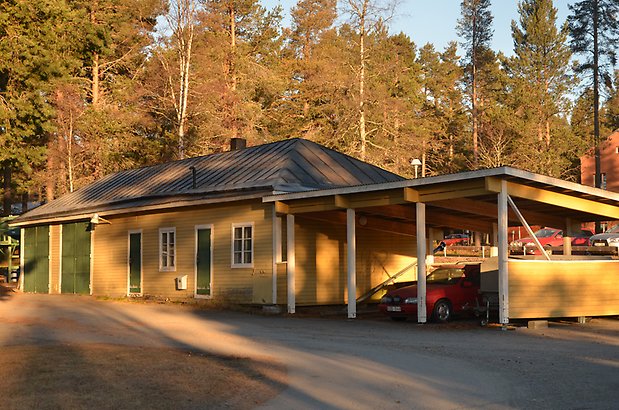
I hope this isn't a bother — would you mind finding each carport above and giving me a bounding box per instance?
[263,167,619,324]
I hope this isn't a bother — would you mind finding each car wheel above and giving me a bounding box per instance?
[432,300,451,322]
[391,316,406,322]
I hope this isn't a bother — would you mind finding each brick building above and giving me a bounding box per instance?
[581,131,619,192]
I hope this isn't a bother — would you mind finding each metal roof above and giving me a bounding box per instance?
[14,138,403,225]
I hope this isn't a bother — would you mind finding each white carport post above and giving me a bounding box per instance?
[416,203,427,323]
[497,180,509,324]
[286,214,296,314]
[347,208,357,319]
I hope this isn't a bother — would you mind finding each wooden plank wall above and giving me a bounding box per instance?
[91,200,273,301]
[509,260,619,318]
[49,224,61,294]
[292,216,417,305]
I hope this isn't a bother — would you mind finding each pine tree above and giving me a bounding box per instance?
[503,0,575,177]
[456,0,494,167]
[0,0,79,207]
[569,0,619,191]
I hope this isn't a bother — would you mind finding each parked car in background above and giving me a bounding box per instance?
[379,264,481,322]
[442,233,470,246]
[509,227,561,255]
[589,224,619,248]
[510,227,594,255]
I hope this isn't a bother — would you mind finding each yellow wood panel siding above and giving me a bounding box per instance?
[508,260,619,318]
[49,225,61,294]
[91,200,273,302]
[294,216,417,305]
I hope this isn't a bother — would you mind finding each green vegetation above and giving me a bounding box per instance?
[0,0,617,210]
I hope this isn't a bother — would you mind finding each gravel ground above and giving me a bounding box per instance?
[1,291,618,409]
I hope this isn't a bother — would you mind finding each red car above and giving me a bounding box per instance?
[442,234,470,246]
[509,227,593,255]
[379,264,481,322]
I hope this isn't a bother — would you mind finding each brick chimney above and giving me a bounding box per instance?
[230,138,247,151]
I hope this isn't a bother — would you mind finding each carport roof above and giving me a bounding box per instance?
[263,167,619,233]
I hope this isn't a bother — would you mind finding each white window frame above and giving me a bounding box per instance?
[159,227,176,272]
[231,222,254,268]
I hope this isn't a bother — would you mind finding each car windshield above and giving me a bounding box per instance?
[427,268,464,285]
[605,225,619,234]
[534,228,558,238]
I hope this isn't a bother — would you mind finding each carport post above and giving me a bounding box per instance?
[347,208,357,319]
[498,180,509,324]
[286,214,296,314]
[416,203,427,323]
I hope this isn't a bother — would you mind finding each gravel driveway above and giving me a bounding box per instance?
[1,292,618,409]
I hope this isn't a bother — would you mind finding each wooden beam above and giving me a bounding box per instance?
[300,211,415,236]
[403,187,419,202]
[416,180,488,202]
[275,201,289,214]
[486,177,619,220]
[363,204,415,220]
[333,188,419,209]
[334,194,350,208]
[285,196,340,214]
[429,198,565,228]
[426,209,493,233]
[420,188,489,202]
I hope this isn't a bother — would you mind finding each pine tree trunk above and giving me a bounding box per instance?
[90,4,100,108]
[229,3,238,139]
[68,112,74,193]
[46,144,55,202]
[593,0,601,233]
[2,164,11,216]
[358,0,368,161]
[472,13,478,167]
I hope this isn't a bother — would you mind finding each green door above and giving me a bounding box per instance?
[61,222,91,294]
[23,226,49,293]
[196,228,211,296]
[129,232,141,293]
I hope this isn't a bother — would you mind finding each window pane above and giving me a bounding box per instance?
[243,251,252,264]
[234,251,242,264]
[234,239,242,252]
[169,254,174,267]
[169,232,175,245]
[244,239,251,252]
[244,226,252,239]
[234,227,242,240]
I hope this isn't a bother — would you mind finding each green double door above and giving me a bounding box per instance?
[196,228,211,296]
[23,226,49,293]
[61,222,91,294]
[129,232,142,294]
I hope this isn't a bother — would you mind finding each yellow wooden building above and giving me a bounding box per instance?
[12,138,619,322]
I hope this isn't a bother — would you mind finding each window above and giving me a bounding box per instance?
[601,173,607,190]
[232,223,253,267]
[159,228,176,271]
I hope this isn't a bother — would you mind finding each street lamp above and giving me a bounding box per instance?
[411,158,422,179]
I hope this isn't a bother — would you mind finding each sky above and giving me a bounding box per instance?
[261,0,573,56]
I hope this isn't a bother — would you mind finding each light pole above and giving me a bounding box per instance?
[411,158,422,179]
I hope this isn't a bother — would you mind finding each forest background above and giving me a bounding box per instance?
[0,0,618,213]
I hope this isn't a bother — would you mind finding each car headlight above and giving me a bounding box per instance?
[404,297,418,304]
[510,241,522,247]
[525,242,534,246]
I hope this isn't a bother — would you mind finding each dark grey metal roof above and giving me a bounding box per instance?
[15,138,403,224]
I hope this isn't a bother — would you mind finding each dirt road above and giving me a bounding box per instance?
[1,292,618,409]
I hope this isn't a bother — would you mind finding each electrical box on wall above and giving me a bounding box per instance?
[175,275,187,290]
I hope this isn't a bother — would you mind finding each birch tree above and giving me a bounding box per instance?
[161,0,200,159]
[343,0,397,161]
